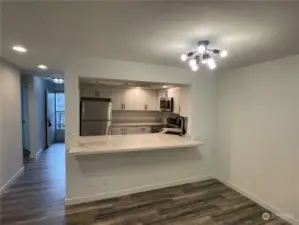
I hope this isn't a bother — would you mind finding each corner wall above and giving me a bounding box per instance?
[217,54,299,224]
[0,61,23,191]
[22,75,47,158]
[65,57,217,204]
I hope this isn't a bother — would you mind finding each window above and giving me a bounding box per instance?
[55,93,65,130]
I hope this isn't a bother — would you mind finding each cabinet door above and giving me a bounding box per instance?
[80,86,95,98]
[111,88,123,110]
[97,87,111,98]
[173,89,181,114]
[146,90,157,111]
[80,86,111,98]
[138,126,151,134]
[134,89,147,110]
[167,88,181,114]
[111,127,122,135]
[121,127,138,135]
[122,89,135,110]
[157,90,167,110]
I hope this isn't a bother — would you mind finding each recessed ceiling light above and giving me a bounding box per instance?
[12,45,27,53]
[162,85,170,89]
[38,64,48,70]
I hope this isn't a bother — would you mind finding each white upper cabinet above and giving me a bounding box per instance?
[122,89,135,110]
[111,88,123,110]
[146,90,157,111]
[167,88,181,114]
[134,90,157,111]
[134,89,148,110]
[109,88,159,111]
[80,85,111,98]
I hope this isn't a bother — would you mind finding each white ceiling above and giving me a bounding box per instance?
[2,1,299,75]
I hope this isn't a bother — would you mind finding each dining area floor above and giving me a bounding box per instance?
[0,143,290,225]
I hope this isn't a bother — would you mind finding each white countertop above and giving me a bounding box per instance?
[111,122,164,127]
[68,133,203,155]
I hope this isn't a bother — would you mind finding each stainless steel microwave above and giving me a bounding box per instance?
[160,97,173,112]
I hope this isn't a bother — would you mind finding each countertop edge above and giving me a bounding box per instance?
[111,122,164,127]
[68,141,204,156]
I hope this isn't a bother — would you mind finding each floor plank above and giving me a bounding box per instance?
[0,143,291,225]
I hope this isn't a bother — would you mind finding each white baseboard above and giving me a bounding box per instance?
[36,147,44,160]
[65,174,214,206]
[216,177,299,225]
[0,167,24,194]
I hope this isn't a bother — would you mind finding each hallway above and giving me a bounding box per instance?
[0,144,66,225]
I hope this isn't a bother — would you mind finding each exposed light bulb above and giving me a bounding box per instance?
[180,54,188,61]
[201,58,207,64]
[220,50,228,58]
[12,45,27,53]
[189,58,197,67]
[209,63,216,70]
[191,65,199,72]
[198,45,206,53]
[207,58,216,70]
[207,58,215,66]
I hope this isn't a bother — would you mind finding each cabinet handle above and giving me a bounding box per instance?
[124,104,125,110]
[121,104,123,109]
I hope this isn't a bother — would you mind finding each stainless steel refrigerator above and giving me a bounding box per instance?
[80,98,112,136]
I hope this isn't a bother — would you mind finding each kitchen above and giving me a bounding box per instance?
[80,78,185,135]
[68,78,202,156]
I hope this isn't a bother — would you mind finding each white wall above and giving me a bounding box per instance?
[65,57,217,204]
[217,54,299,224]
[33,76,46,155]
[0,61,23,191]
[22,75,47,158]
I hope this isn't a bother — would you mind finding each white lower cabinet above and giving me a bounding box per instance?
[111,127,123,135]
[137,126,151,134]
[111,127,138,135]
[111,126,151,135]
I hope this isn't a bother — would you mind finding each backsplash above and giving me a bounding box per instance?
[112,111,176,124]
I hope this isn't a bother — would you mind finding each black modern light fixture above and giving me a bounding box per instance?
[180,40,228,71]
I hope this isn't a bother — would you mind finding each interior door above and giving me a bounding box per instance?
[46,91,55,146]
[21,86,30,151]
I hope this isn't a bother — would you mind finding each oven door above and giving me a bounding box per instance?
[160,98,171,111]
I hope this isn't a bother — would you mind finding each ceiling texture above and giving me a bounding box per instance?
[2,1,299,75]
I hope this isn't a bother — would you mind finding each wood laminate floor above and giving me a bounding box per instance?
[0,144,290,225]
